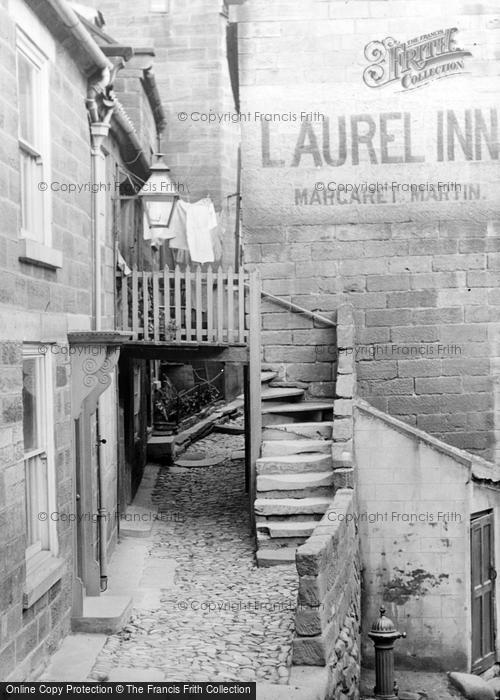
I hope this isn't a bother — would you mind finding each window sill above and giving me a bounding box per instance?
[23,551,65,609]
[19,238,63,270]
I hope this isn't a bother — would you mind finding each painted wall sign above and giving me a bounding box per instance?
[241,102,500,225]
[363,28,472,90]
[261,108,498,168]
[240,9,498,225]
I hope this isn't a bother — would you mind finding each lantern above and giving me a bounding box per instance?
[139,155,180,239]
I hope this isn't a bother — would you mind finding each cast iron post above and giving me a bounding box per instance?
[368,606,406,699]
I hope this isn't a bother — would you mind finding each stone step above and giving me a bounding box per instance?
[268,380,308,390]
[262,439,331,457]
[255,497,332,516]
[256,548,297,567]
[238,387,305,402]
[261,371,278,384]
[256,514,323,524]
[257,471,334,492]
[262,422,333,441]
[262,400,334,415]
[257,453,332,475]
[256,520,318,539]
[257,486,333,500]
[256,532,309,548]
[261,387,305,401]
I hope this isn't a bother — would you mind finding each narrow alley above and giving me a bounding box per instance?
[88,430,298,684]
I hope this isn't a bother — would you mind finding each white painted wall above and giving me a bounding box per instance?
[355,400,500,671]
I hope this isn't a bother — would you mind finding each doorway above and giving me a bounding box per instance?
[471,510,497,673]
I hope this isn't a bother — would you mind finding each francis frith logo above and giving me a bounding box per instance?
[363,28,472,90]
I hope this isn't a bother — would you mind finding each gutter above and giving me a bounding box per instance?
[112,100,151,177]
[25,0,112,75]
[142,68,167,134]
[28,3,153,177]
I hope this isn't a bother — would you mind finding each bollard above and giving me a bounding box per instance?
[368,606,406,700]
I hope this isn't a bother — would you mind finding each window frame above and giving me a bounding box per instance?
[16,29,52,246]
[22,346,58,561]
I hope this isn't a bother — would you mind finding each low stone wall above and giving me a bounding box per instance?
[293,489,361,699]
[332,303,356,489]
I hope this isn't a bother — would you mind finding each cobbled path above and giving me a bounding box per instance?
[90,432,297,683]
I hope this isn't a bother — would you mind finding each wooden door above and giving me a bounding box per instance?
[471,511,497,673]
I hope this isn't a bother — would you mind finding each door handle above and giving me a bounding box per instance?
[490,566,497,581]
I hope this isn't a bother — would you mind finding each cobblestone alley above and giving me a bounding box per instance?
[89,432,298,684]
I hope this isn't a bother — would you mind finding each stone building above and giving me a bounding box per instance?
[85,0,241,270]
[233,0,500,462]
[2,0,500,689]
[0,0,162,680]
[230,0,500,679]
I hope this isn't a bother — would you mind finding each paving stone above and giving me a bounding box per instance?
[174,454,225,467]
[107,668,165,682]
[90,429,297,684]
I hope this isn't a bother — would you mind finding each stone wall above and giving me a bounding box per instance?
[293,490,360,699]
[332,304,356,488]
[0,1,93,678]
[90,0,240,268]
[0,1,155,679]
[260,296,336,398]
[354,399,500,671]
[234,0,500,462]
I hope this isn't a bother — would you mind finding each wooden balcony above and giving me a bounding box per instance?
[116,266,257,350]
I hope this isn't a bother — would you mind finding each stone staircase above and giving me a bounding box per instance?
[255,371,335,567]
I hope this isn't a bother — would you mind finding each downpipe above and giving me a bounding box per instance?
[96,407,108,592]
[87,72,116,593]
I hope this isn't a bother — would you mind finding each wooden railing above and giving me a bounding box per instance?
[117,266,253,345]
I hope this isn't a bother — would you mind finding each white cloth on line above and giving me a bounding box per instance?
[116,248,131,276]
[210,221,223,262]
[167,199,189,251]
[166,197,217,263]
[185,197,217,263]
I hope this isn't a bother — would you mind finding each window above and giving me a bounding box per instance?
[22,350,55,558]
[16,31,50,244]
[22,348,63,609]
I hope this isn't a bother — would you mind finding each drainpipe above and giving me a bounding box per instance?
[89,118,112,591]
[90,122,106,331]
[87,77,116,593]
[96,408,108,591]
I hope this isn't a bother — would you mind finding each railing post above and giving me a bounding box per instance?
[131,269,138,339]
[247,269,261,534]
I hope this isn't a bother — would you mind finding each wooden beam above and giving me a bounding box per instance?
[120,342,249,364]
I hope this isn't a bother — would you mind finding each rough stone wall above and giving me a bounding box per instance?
[293,490,360,699]
[91,0,240,268]
[235,0,500,461]
[332,304,356,486]
[260,297,337,398]
[0,2,94,678]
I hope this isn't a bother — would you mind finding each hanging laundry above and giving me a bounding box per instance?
[185,197,217,264]
[210,212,224,262]
[167,199,189,251]
[116,248,131,276]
